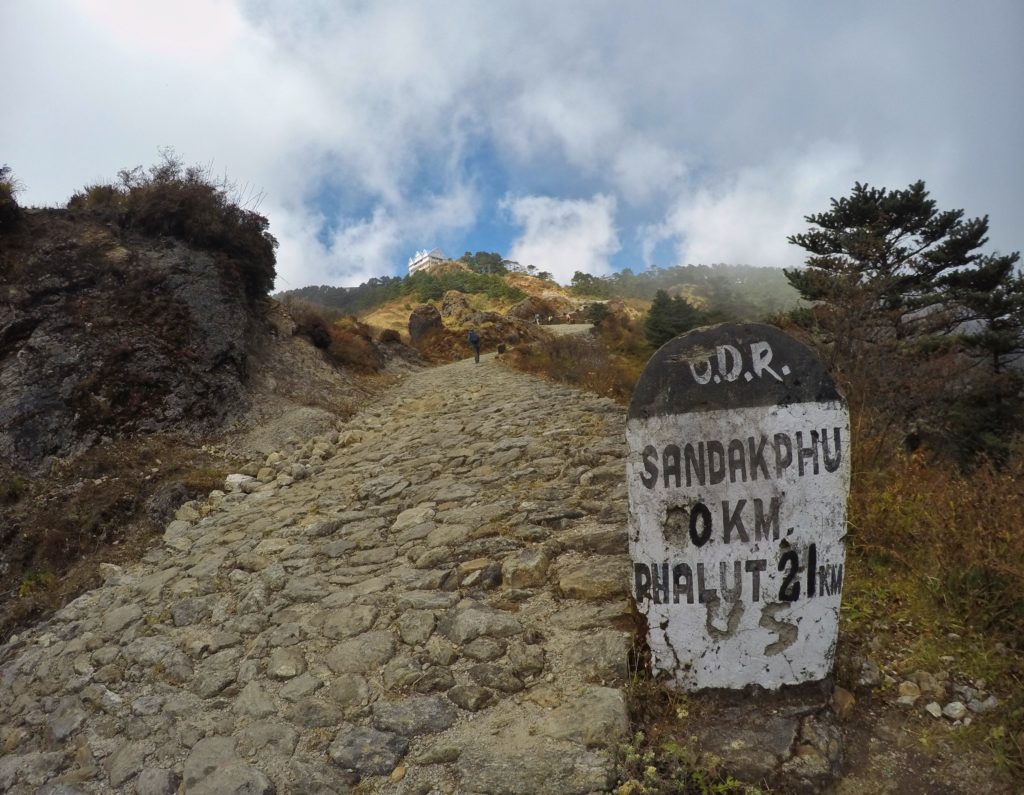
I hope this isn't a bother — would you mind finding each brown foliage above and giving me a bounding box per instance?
[67,151,277,300]
[506,333,641,403]
[288,300,386,372]
[849,429,1024,642]
[0,439,229,641]
[327,318,384,371]
[0,164,22,232]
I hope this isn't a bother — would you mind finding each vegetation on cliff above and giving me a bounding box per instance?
[66,150,278,301]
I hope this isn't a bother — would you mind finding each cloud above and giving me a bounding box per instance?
[644,144,878,268]
[503,194,620,283]
[2,0,1020,288]
[272,181,478,288]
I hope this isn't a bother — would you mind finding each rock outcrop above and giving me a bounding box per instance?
[0,210,265,473]
[407,304,442,345]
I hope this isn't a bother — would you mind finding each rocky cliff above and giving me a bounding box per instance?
[0,209,266,474]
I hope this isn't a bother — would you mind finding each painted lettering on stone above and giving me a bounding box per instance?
[627,324,851,691]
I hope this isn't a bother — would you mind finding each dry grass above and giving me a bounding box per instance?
[848,435,1024,641]
[505,308,648,403]
[0,438,232,641]
[506,333,642,403]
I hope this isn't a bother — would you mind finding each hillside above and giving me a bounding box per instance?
[278,257,801,331]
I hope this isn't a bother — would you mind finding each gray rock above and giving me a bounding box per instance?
[188,764,275,795]
[171,597,210,627]
[392,504,436,532]
[448,684,496,711]
[942,701,968,720]
[289,758,356,794]
[969,695,999,714]
[437,606,522,643]
[0,751,68,791]
[320,606,379,639]
[397,591,460,611]
[234,681,276,718]
[328,724,409,776]
[283,576,325,602]
[412,666,456,693]
[106,741,147,787]
[267,647,306,679]
[557,557,624,600]
[237,721,299,757]
[501,548,551,588]
[288,698,346,728]
[358,474,410,501]
[192,667,236,698]
[925,701,943,718]
[507,640,545,676]
[326,631,396,673]
[135,768,179,795]
[279,672,322,701]
[382,654,426,691]
[48,696,86,741]
[564,630,629,683]
[327,674,375,710]
[456,745,613,795]
[469,663,524,693]
[424,636,459,666]
[104,604,143,636]
[183,737,238,788]
[538,687,628,747]
[463,637,507,661]
[396,610,436,645]
[372,695,458,736]
[131,694,164,716]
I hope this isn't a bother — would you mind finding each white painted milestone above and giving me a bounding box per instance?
[626,324,851,691]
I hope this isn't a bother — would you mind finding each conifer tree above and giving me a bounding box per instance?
[644,289,704,348]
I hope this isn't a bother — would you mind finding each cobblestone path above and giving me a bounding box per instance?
[0,351,634,794]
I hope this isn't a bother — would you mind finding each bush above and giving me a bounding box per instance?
[402,269,526,304]
[67,151,277,300]
[849,424,1024,642]
[507,334,640,403]
[0,164,22,232]
[378,328,401,344]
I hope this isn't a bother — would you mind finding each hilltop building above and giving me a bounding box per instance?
[408,248,446,274]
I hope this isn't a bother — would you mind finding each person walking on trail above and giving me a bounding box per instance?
[468,328,481,364]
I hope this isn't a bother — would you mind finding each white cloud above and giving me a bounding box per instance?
[272,181,478,288]
[1,0,1020,288]
[503,194,620,283]
[644,144,874,268]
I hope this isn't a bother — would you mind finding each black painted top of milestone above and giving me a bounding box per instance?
[628,323,842,421]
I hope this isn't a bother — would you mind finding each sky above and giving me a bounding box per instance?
[2,1,1022,289]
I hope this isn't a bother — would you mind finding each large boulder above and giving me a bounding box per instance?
[440,291,472,322]
[408,304,442,345]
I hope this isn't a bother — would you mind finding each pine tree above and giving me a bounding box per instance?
[786,181,990,355]
[644,290,704,348]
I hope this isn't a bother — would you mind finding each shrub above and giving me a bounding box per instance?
[67,150,277,300]
[402,269,526,304]
[327,326,384,371]
[507,334,640,403]
[0,164,22,232]
[378,328,401,344]
[849,440,1024,641]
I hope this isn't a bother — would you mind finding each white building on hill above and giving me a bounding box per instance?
[408,248,446,273]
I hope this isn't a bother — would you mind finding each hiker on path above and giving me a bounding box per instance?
[468,328,481,364]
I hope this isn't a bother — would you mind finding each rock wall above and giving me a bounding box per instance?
[0,211,261,472]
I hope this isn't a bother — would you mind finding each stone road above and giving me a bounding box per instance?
[0,349,634,794]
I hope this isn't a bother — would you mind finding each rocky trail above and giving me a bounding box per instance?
[0,348,637,794]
